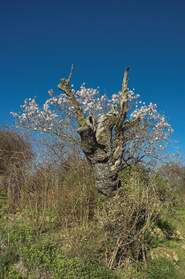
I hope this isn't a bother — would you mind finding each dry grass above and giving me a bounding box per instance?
[0,129,33,210]
[15,155,96,230]
[0,129,32,175]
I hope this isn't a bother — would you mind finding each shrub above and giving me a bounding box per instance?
[17,155,96,230]
[0,129,33,211]
[0,130,32,174]
[90,166,163,268]
[156,218,176,240]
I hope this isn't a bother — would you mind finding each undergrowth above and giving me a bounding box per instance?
[0,132,185,278]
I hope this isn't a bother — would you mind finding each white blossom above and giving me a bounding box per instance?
[11,82,173,163]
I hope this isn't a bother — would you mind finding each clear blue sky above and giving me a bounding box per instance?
[0,0,184,158]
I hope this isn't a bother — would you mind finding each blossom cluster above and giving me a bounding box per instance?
[11,98,59,133]
[125,101,173,161]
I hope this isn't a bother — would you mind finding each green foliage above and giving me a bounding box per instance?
[0,220,37,247]
[145,257,182,279]
[0,191,7,207]
[19,239,58,270]
[0,219,117,279]
[7,268,22,279]
[52,258,118,279]
[156,218,176,239]
[19,237,117,278]
[0,246,19,279]
[117,258,183,279]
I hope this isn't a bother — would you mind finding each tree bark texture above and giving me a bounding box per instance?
[77,114,123,196]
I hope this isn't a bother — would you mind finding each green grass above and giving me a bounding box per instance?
[0,217,118,279]
[1,193,185,278]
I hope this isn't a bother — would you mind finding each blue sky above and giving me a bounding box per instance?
[0,0,184,158]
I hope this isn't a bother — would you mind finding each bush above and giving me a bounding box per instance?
[94,166,163,268]
[17,156,96,230]
[156,218,176,239]
[0,130,32,174]
[0,129,33,211]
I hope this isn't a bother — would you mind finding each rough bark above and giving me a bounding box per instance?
[77,120,120,195]
[94,162,120,196]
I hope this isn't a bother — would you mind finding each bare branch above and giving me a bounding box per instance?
[58,66,87,127]
[67,64,75,83]
[115,67,130,130]
[122,66,129,93]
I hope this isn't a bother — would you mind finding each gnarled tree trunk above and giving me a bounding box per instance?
[59,66,130,196]
[77,116,122,196]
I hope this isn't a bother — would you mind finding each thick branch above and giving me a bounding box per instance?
[58,66,87,127]
[115,67,130,131]
[112,67,130,163]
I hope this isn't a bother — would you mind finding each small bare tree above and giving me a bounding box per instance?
[0,130,32,208]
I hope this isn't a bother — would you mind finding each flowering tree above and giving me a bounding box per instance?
[12,66,173,196]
